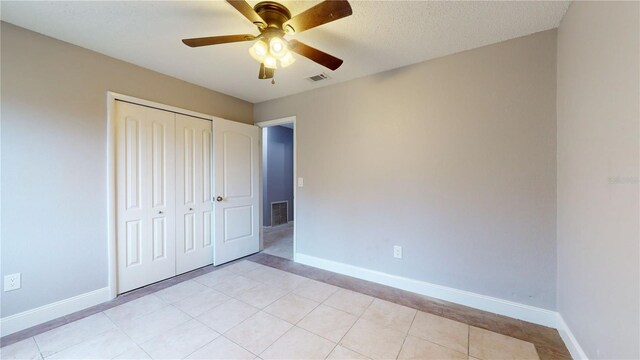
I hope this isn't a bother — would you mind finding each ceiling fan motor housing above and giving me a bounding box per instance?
[254,2,291,31]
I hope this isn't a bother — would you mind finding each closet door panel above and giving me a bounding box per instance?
[117,101,176,293]
[176,114,213,274]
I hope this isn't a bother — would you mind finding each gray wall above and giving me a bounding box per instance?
[556,2,640,358]
[0,22,253,317]
[263,126,294,226]
[255,30,558,309]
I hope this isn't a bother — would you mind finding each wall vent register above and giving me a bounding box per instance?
[271,201,288,226]
[307,73,329,82]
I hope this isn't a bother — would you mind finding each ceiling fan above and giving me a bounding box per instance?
[182,0,352,81]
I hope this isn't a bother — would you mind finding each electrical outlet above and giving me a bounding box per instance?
[4,273,21,291]
[393,246,402,259]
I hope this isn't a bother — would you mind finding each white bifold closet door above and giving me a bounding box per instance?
[116,102,214,293]
[175,114,214,274]
[116,101,177,293]
[116,100,260,292]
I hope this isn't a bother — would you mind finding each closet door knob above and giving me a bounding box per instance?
[216,196,223,202]
[189,208,194,211]
[158,211,163,214]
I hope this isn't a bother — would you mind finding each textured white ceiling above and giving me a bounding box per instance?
[1,1,569,103]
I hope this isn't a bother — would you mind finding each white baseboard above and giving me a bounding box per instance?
[295,253,557,327]
[0,287,111,337]
[556,314,589,359]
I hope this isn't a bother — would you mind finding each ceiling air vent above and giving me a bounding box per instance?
[307,73,330,82]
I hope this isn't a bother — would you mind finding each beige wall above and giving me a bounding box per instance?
[0,22,252,317]
[255,30,558,309]
[557,2,640,358]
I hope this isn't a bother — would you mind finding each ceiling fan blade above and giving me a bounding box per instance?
[258,63,275,79]
[227,0,266,27]
[182,34,255,47]
[288,40,343,71]
[283,0,352,34]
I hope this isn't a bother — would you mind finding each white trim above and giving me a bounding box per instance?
[106,92,118,300]
[295,253,558,328]
[256,116,296,128]
[258,126,269,251]
[256,116,297,261]
[0,287,111,337]
[106,91,216,297]
[108,92,215,121]
[556,314,589,359]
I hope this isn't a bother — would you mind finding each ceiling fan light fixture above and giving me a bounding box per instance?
[279,51,296,68]
[249,40,268,61]
[264,56,278,69]
[269,37,288,58]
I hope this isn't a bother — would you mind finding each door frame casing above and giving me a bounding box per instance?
[106,91,216,299]
[255,116,297,261]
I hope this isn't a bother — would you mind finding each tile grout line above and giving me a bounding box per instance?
[285,293,322,326]
[252,319,301,358]
[102,293,167,326]
[225,273,321,358]
[328,295,374,360]
[125,286,240,359]
[188,265,304,358]
[293,281,340,304]
[324,343,340,359]
[220,333,262,358]
[112,280,232,358]
[252,263,417,359]
[293,301,354,346]
[317,289,372,319]
[468,323,471,357]
[257,326,295,358]
[178,323,223,360]
[33,313,117,359]
[32,336,44,360]
[398,311,472,360]
[101,310,154,360]
[395,308,418,360]
[220,268,357,359]
[180,292,261,358]
[405,328,472,359]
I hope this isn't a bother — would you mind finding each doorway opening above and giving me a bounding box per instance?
[258,117,296,260]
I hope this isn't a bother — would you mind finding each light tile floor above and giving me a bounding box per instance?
[0,260,543,360]
[262,224,293,260]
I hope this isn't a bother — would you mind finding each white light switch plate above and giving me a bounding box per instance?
[297,177,304,187]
